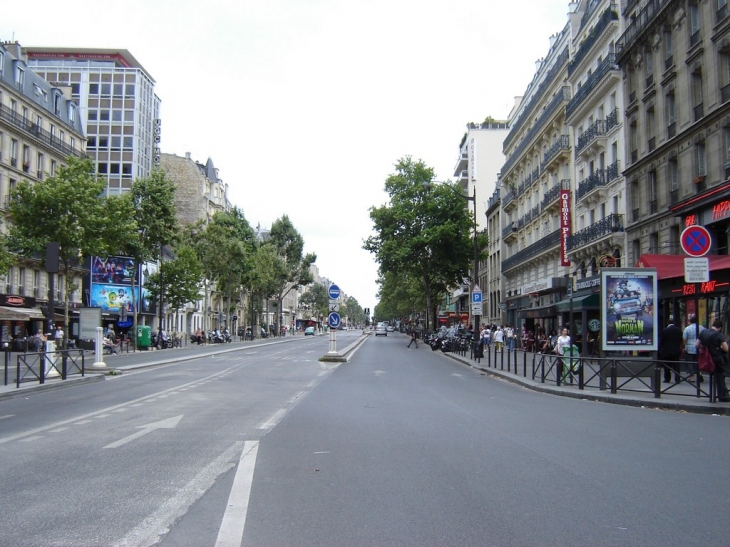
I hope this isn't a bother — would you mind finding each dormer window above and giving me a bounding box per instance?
[69,104,76,123]
[53,92,61,116]
[15,66,25,91]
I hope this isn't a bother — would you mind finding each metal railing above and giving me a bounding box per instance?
[567,213,624,251]
[470,348,717,402]
[569,4,619,76]
[566,54,619,119]
[0,104,84,158]
[606,159,620,182]
[576,119,606,153]
[11,349,86,387]
[616,0,677,62]
[541,135,570,171]
[577,168,606,201]
[502,230,561,272]
[605,108,619,132]
[541,179,570,210]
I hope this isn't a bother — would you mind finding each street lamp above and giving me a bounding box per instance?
[423,181,480,332]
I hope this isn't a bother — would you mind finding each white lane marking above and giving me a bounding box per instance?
[112,408,128,413]
[96,414,111,419]
[256,409,286,430]
[113,441,244,547]
[0,366,238,445]
[215,441,259,547]
[73,420,92,425]
[306,379,318,389]
[104,415,184,449]
[49,427,69,433]
[313,451,330,454]
[373,370,386,376]
[288,391,305,404]
[0,414,14,420]
[19,436,42,443]
[129,404,143,407]
[318,371,327,376]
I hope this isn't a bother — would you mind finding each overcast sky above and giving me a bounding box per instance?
[2,0,569,311]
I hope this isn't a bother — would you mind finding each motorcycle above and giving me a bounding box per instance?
[152,332,173,349]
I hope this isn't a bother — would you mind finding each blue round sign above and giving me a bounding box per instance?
[328,312,341,328]
[328,284,341,300]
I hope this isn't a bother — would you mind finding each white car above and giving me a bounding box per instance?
[386,325,395,332]
[375,324,387,336]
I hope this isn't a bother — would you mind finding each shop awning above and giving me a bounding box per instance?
[556,293,600,312]
[636,254,730,280]
[0,306,45,321]
[518,305,557,319]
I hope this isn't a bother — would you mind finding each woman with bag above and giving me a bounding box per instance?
[696,319,730,402]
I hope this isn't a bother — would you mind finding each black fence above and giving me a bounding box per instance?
[3,350,86,387]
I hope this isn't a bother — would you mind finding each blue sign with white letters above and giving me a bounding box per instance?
[328,284,341,300]
[471,291,482,303]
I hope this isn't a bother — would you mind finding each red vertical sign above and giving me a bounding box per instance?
[560,189,571,266]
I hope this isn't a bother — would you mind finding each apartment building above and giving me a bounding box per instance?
[500,27,572,336]
[449,121,508,326]
[485,185,503,325]
[563,0,627,342]
[0,42,86,344]
[616,0,730,326]
[24,46,160,196]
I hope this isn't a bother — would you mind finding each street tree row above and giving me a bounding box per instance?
[0,156,317,338]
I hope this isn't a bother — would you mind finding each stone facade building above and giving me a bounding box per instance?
[0,41,86,343]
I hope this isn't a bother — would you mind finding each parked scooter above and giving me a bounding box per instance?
[152,330,173,349]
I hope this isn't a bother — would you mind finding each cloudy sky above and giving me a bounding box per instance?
[2,0,569,311]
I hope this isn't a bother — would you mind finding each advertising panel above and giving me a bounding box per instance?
[559,189,571,266]
[601,268,658,351]
[90,256,150,313]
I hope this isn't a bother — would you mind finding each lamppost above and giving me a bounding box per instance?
[423,181,480,331]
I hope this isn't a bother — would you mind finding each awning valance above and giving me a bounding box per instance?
[555,293,600,313]
[0,306,45,321]
[636,254,730,280]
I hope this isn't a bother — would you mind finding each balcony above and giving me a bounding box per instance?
[615,0,677,62]
[606,160,620,182]
[541,179,570,212]
[503,48,570,151]
[501,86,571,177]
[0,103,84,158]
[566,54,621,121]
[503,188,517,210]
[605,108,620,133]
[502,222,518,242]
[568,5,619,77]
[576,119,607,158]
[567,213,624,251]
[541,135,570,172]
[502,230,561,272]
[577,169,607,202]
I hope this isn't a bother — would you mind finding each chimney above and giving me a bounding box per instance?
[185,152,191,159]
[3,41,24,62]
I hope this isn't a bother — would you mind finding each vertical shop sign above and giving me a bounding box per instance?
[560,189,571,266]
[601,268,658,352]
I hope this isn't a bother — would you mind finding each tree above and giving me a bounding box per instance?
[299,282,328,324]
[375,270,425,324]
[363,157,487,332]
[7,156,128,344]
[118,169,179,347]
[267,215,317,333]
[144,244,202,322]
[248,243,286,333]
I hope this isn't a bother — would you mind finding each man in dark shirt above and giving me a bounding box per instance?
[659,319,683,383]
[697,319,730,402]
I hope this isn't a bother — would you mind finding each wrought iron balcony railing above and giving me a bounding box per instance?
[576,119,606,153]
[567,213,624,251]
[541,135,570,171]
[605,108,619,132]
[566,54,619,119]
[606,159,620,182]
[568,5,619,76]
[502,230,561,272]
[0,104,84,158]
[577,169,606,201]
[541,179,570,209]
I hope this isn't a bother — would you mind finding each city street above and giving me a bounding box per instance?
[1,331,728,547]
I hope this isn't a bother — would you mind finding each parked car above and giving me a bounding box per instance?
[386,325,395,332]
[304,327,315,336]
[375,324,387,336]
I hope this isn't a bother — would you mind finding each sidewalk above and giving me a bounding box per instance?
[421,339,730,416]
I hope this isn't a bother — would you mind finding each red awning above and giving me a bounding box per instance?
[636,254,730,280]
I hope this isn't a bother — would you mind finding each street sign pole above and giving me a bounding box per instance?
[328,284,341,354]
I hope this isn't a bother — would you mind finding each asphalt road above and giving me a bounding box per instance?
[1,330,728,547]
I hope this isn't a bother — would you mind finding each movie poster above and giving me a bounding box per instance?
[90,284,139,312]
[601,268,658,351]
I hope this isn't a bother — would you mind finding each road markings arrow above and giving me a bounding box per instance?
[104,415,183,449]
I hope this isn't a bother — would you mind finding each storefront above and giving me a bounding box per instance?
[555,275,601,355]
[0,295,46,351]
[515,277,567,337]
[637,254,730,331]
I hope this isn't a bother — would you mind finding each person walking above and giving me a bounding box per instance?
[683,315,704,383]
[493,326,504,352]
[407,325,418,348]
[659,318,682,383]
[555,327,571,355]
[505,324,515,352]
[696,319,730,402]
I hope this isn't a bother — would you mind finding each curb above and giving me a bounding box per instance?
[0,373,105,402]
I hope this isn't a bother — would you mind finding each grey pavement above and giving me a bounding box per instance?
[0,333,335,402]
[2,330,728,416]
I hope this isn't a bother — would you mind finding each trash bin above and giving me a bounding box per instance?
[137,326,152,349]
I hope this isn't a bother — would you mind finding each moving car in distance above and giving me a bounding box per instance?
[304,326,315,336]
[375,322,388,336]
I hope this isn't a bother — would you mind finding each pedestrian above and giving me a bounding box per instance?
[659,318,682,383]
[696,319,730,402]
[54,326,64,349]
[555,327,571,356]
[505,324,515,352]
[407,325,418,348]
[682,315,704,383]
[493,326,504,352]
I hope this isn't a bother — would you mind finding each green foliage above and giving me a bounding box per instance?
[300,282,329,319]
[146,245,202,312]
[364,156,486,329]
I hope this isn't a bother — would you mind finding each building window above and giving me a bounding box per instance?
[645,47,654,87]
[88,110,98,121]
[664,29,674,69]
[720,0,729,20]
[649,232,659,253]
[36,152,44,180]
[50,160,56,177]
[89,83,99,95]
[697,142,707,177]
[692,69,704,120]
[10,139,17,167]
[689,3,701,46]
[646,107,656,151]
[69,104,76,123]
[15,66,25,90]
[631,179,640,220]
[669,158,679,203]
[666,91,676,137]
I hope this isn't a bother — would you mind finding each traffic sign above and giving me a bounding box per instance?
[681,225,712,257]
[328,284,341,300]
[471,291,482,303]
[328,312,341,329]
[471,302,482,315]
[329,303,340,312]
[498,303,507,311]
[684,257,710,283]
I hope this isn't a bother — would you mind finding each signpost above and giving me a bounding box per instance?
[328,284,341,354]
[471,285,482,320]
[680,225,712,257]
